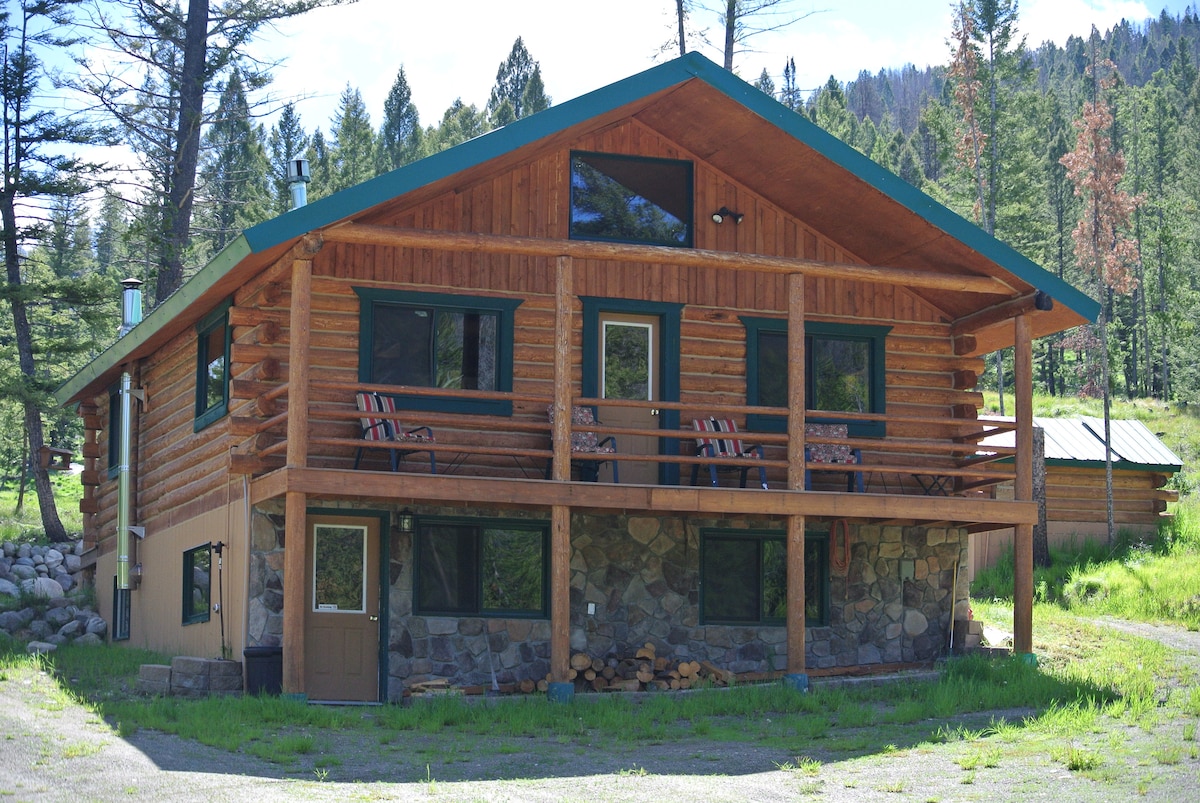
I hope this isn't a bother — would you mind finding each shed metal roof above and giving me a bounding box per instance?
[981,417,1182,472]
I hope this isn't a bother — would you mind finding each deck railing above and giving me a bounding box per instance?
[232,380,1018,497]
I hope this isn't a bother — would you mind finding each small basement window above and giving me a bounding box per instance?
[414,518,548,618]
[700,529,828,626]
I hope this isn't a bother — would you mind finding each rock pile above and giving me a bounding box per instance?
[0,540,106,651]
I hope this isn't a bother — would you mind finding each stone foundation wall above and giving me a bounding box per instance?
[245,502,968,698]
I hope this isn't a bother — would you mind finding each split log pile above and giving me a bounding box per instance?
[520,642,737,694]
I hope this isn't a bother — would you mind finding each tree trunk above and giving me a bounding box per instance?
[1032,426,1051,568]
[2,190,68,542]
[157,0,210,301]
[722,0,736,70]
[676,0,687,56]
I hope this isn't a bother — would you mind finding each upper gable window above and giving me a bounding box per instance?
[569,152,693,247]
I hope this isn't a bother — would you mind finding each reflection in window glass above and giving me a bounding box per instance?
[182,544,211,624]
[416,522,547,617]
[372,304,497,391]
[603,322,651,400]
[811,337,870,412]
[700,532,827,626]
[570,152,692,247]
[313,525,366,612]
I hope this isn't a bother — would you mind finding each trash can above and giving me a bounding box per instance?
[243,646,282,695]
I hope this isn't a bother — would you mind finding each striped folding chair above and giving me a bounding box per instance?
[354,392,436,473]
[691,417,767,489]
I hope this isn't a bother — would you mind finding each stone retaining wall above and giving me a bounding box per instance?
[245,504,968,699]
[0,540,106,652]
[136,656,243,697]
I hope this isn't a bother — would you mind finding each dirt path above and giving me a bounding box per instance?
[3,619,1200,802]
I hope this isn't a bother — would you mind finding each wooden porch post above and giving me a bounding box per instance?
[785,272,808,689]
[282,256,313,696]
[1013,313,1035,658]
[548,255,574,701]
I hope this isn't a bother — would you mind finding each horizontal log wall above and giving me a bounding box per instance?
[85,115,989,525]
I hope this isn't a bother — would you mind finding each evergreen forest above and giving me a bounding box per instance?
[2,0,1198,537]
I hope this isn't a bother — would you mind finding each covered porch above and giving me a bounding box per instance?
[233,232,1044,698]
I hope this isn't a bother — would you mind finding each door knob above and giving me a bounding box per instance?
[651,408,660,416]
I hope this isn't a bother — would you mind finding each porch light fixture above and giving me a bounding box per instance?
[711,206,743,224]
[398,508,415,534]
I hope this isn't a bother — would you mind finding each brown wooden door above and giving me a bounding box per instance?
[304,514,380,701]
[597,313,660,484]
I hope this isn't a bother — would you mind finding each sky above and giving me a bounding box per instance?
[252,0,1196,134]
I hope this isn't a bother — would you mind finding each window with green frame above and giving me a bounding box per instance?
[741,317,890,437]
[700,529,828,626]
[414,518,548,617]
[107,386,121,480]
[355,288,521,416]
[194,301,231,431]
[182,544,212,625]
[569,151,693,247]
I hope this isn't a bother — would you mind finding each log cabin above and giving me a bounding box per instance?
[57,53,1099,702]
[970,417,1181,579]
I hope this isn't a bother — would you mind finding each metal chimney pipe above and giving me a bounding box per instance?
[119,278,143,337]
[287,158,311,209]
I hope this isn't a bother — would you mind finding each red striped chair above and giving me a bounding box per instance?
[354,392,436,473]
[691,418,767,489]
[804,423,863,492]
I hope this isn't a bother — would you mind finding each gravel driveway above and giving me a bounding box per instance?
[4,620,1200,802]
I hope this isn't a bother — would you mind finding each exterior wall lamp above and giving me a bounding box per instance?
[711,206,743,224]
[398,508,415,534]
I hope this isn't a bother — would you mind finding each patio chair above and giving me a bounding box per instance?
[354,391,437,473]
[691,418,768,489]
[804,423,863,492]
[545,405,619,483]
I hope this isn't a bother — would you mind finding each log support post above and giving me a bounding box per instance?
[784,273,808,690]
[548,255,574,702]
[282,256,313,697]
[1013,313,1035,661]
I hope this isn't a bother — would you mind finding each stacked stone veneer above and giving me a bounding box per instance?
[246,503,968,699]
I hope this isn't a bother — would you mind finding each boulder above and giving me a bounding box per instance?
[30,577,64,600]
[0,577,20,599]
[26,640,56,654]
[74,633,104,646]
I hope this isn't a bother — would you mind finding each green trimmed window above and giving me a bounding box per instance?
[107,387,121,480]
[194,302,231,431]
[700,530,827,626]
[569,152,693,247]
[182,544,212,625]
[414,519,548,618]
[355,288,521,416]
[742,317,890,437]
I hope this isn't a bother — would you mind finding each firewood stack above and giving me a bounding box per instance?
[522,642,737,694]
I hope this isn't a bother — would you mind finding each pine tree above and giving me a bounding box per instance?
[78,0,347,304]
[487,38,549,123]
[267,103,310,215]
[1061,45,1142,546]
[196,70,271,258]
[327,85,376,193]
[378,66,422,174]
[1,0,111,540]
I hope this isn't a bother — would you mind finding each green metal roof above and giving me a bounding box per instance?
[57,51,1099,405]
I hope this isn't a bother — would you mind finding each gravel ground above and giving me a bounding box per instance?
[3,621,1200,802]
